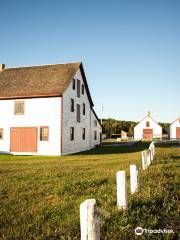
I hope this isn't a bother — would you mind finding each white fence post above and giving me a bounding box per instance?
[147,150,151,166]
[151,147,154,160]
[116,171,127,209]
[130,165,139,194]
[141,151,148,170]
[152,144,155,156]
[80,199,100,240]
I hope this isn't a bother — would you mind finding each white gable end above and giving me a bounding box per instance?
[170,118,180,139]
[134,115,162,140]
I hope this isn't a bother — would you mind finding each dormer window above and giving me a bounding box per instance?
[14,101,24,115]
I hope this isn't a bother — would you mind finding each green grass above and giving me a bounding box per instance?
[0,143,179,240]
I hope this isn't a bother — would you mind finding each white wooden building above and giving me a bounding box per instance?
[170,118,180,139]
[134,112,162,140]
[0,62,102,155]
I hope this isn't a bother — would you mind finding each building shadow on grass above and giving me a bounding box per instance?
[73,142,150,155]
[171,156,180,160]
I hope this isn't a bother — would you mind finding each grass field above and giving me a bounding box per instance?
[0,143,179,240]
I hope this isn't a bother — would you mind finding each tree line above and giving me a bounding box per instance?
[102,118,170,138]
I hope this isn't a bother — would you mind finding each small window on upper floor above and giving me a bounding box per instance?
[70,127,74,141]
[82,84,85,95]
[0,129,3,140]
[94,120,97,127]
[71,99,74,112]
[77,104,81,122]
[146,121,150,127]
[82,128,85,140]
[40,127,49,141]
[94,130,97,140]
[72,79,76,90]
[77,80,80,98]
[14,101,24,115]
[83,103,85,115]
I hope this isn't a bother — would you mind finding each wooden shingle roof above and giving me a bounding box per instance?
[0,62,94,106]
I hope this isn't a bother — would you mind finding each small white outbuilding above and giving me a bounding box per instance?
[170,118,180,139]
[134,112,162,140]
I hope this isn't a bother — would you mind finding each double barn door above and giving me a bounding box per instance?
[176,127,180,139]
[10,127,37,152]
[143,129,153,140]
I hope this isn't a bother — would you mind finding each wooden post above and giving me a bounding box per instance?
[116,171,127,209]
[80,199,100,240]
[141,151,148,170]
[130,165,139,194]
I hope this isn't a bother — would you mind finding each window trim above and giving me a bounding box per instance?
[0,128,3,140]
[14,101,25,115]
[40,126,49,141]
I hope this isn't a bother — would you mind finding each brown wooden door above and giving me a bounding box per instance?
[143,129,153,140]
[10,127,37,152]
[176,127,180,139]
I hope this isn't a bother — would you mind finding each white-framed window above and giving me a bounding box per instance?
[40,127,49,141]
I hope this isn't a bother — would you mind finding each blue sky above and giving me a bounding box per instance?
[0,0,179,123]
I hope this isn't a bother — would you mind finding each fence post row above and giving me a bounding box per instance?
[80,141,156,239]
[80,199,100,240]
[142,142,155,170]
[116,171,128,209]
[130,165,139,194]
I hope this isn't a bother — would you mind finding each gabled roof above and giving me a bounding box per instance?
[0,62,94,106]
[91,107,102,127]
[170,117,180,125]
[134,114,161,128]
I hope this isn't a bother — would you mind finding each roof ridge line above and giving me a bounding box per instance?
[5,62,81,70]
